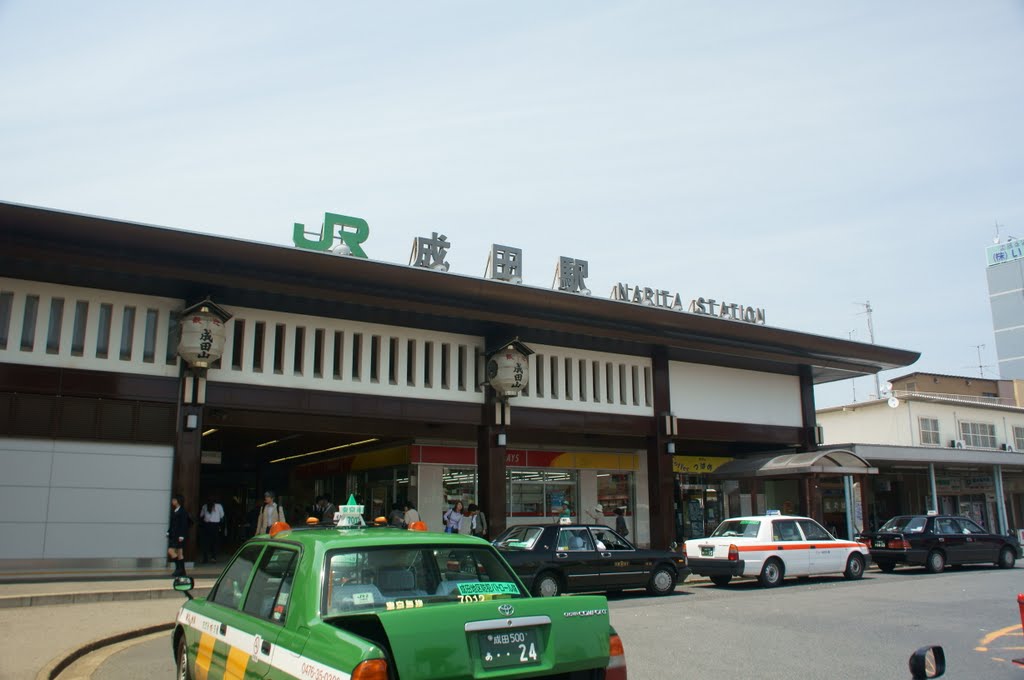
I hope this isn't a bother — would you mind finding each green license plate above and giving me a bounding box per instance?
[701,547,713,557]
[478,628,541,669]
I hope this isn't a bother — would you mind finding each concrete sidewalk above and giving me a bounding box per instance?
[0,570,216,680]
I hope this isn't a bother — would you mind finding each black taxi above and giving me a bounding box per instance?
[859,513,1020,573]
[493,522,689,597]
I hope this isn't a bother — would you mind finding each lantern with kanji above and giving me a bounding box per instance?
[485,339,533,398]
[177,298,232,369]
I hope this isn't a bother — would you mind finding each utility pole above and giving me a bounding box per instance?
[855,301,881,399]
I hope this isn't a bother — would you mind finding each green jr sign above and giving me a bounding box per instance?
[293,212,370,258]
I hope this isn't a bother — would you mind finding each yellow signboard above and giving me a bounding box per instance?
[672,455,733,475]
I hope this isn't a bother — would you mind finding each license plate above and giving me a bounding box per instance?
[478,628,542,669]
[700,546,714,557]
[873,540,885,548]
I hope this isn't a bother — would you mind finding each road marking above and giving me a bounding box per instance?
[975,623,1023,652]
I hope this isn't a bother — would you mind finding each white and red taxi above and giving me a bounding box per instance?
[683,513,870,588]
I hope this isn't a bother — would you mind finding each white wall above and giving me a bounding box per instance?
[669,362,803,426]
[818,400,1024,450]
[0,438,173,560]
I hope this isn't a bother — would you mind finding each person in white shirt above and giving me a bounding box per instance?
[403,501,422,528]
[199,497,225,563]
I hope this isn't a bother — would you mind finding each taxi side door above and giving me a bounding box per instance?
[554,527,604,591]
[933,517,969,565]
[797,519,846,575]
[195,544,264,679]
[238,545,300,678]
[770,519,809,576]
[590,527,645,589]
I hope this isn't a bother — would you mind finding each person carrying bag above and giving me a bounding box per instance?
[443,501,465,534]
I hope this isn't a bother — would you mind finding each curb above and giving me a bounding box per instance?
[0,585,213,610]
[36,623,175,680]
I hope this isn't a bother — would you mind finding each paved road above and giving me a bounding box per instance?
[93,566,1024,679]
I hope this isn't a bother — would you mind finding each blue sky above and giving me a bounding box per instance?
[2,2,1023,407]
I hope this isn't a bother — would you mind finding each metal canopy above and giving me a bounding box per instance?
[709,448,878,478]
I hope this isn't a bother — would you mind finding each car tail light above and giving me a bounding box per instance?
[886,538,911,550]
[352,659,388,680]
[728,544,739,561]
[606,633,627,680]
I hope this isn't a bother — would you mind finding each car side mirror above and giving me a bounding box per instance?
[173,576,195,600]
[909,645,944,679]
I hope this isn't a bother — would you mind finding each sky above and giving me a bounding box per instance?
[2,2,1023,408]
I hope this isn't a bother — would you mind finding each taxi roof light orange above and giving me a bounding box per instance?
[269,521,291,537]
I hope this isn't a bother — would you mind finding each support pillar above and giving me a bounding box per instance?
[994,464,1008,535]
[478,391,508,540]
[647,349,675,548]
[843,475,855,540]
[172,402,203,561]
[927,464,938,514]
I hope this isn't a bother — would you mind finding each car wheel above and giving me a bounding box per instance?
[646,565,677,596]
[176,635,192,680]
[876,560,896,573]
[709,575,732,587]
[758,558,784,588]
[925,550,945,574]
[532,572,562,597]
[997,547,1016,569]
[843,554,865,580]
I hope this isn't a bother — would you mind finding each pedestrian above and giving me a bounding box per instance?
[255,490,285,535]
[585,503,605,524]
[468,503,488,539]
[443,500,465,534]
[167,494,191,577]
[457,503,474,535]
[317,496,337,523]
[389,502,407,528]
[199,496,225,563]
[614,506,629,537]
[403,501,421,527]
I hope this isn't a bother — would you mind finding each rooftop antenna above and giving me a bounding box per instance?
[854,301,881,399]
[848,330,857,402]
[994,220,1002,244]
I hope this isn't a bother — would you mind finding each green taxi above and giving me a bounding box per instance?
[172,524,627,679]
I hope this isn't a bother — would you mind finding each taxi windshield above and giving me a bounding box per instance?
[709,519,761,538]
[879,516,928,533]
[322,545,526,617]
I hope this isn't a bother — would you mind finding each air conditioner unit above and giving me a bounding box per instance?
[949,439,966,449]
[1002,443,1016,452]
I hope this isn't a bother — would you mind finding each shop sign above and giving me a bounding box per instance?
[672,455,733,474]
[935,477,962,493]
[987,238,1024,267]
[963,475,993,492]
[410,446,638,470]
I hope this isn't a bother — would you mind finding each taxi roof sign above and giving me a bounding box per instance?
[333,493,366,527]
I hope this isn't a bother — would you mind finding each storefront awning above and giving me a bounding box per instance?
[708,448,878,478]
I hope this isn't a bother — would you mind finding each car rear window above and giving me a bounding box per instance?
[322,545,526,617]
[493,526,544,550]
[879,517,927,533]
[710,520,761,538]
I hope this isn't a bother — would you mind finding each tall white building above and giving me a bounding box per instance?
[986,238,1024,379]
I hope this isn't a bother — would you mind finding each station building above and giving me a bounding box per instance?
[0,203,918,574]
